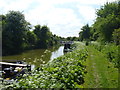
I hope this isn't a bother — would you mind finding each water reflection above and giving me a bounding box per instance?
[2,46,64,68]
[50,46,64,61]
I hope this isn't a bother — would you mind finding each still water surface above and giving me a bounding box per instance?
[2,46,64,69]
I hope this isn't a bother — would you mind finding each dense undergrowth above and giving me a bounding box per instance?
[84,42,119,88]
[90,42,119,68]
[6,42,88,88]
[2,42,119,89]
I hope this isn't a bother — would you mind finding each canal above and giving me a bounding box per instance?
[2,46,64,69]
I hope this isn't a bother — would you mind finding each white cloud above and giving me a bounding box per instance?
[76,0,116,5]
[77,5,96,24]
[0,0,117,37]
[25,5,83,37]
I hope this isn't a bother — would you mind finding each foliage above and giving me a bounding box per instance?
[79,2,120,43]
[26,31,37,49]
[90,42,119,68]
[33,25,60,49]
[5,42,119,88]
[8,43,88,88]
[39,25,52,48]
[2,11,63,56]
[101,44,119,68]
[2,11,29,55]
[92,2,120,42]
[79,24,91,41]
[84,43,118,88]
[66,36,79,41]
[112,28,120,45]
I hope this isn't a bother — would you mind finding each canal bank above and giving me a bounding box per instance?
[2,42,87,88]
[7,41,118,88]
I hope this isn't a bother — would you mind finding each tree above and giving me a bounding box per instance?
[96,2,118,18]
[40,25,52,48]
[26,31,37,48]
[2,11,29,55]
[66,37,71,41]
[33,25,53,48]
[33,25,41,48]
[92,2,120,42]
[79,24,91,41]
[33,25,41,39]
[1,11,65,56]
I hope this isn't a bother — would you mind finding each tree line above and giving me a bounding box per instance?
[1,11,64,56]
[79,1,120,45]
[1,1,120,55]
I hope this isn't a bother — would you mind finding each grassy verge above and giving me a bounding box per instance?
[83,43,119,88]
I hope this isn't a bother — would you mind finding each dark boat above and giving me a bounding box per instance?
[63,42,73,52]
[0,61,31,80]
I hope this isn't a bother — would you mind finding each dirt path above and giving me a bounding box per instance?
[83,46,118,88]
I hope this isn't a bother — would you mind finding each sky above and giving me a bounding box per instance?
[0,0,117,37]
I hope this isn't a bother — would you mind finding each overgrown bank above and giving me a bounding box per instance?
[2,42,119,89]
[5,42,88,88]
[84,42,119,88]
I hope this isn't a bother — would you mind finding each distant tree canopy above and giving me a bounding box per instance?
[2,11,63,56]
[79,1,120,44]
[79,24,91,41]
[66,36,79,41]
[33,25,55,48]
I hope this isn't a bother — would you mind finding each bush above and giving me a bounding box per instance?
[91,42,119,68]
[8,44,88,88]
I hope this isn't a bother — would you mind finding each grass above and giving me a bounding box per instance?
[83,44,118,88]
[2,41,119,89]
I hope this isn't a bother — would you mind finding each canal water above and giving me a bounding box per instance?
[2,46,64,69]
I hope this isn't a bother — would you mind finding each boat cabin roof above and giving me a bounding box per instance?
[0,62,27,67]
